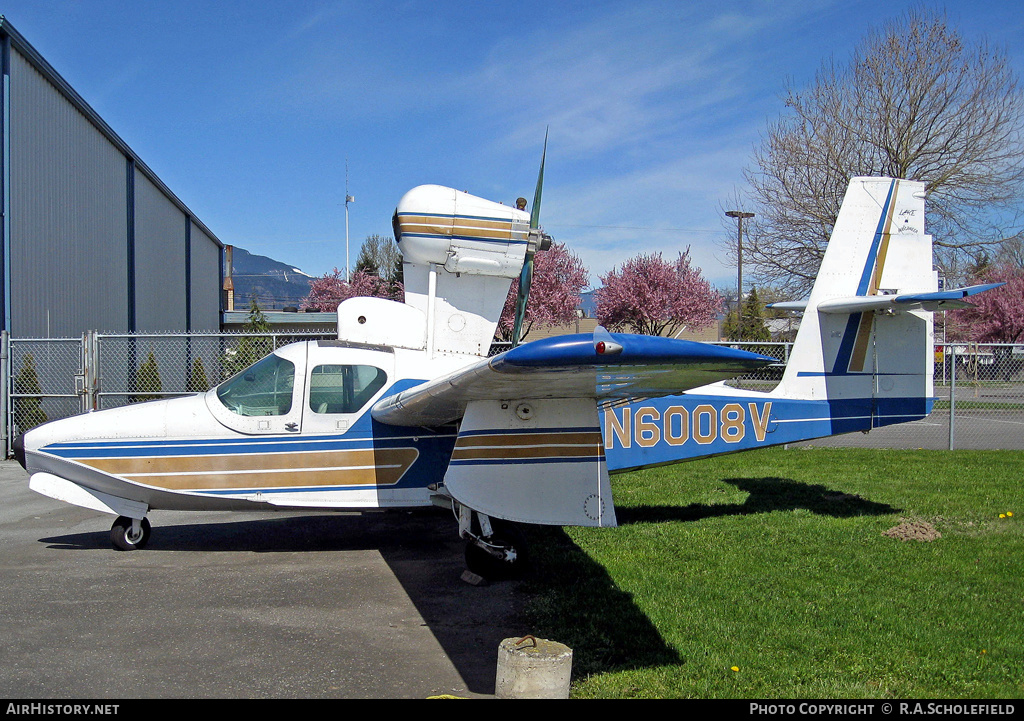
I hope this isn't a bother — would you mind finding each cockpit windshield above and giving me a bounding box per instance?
[216,353,295,416]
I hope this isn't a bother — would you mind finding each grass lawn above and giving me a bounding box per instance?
[516,447,1024,699]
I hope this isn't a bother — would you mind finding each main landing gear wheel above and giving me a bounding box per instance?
[110,516,151,551]
[464,522,527,580]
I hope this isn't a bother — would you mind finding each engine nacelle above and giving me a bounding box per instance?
[393,185,543,278]
[389,184,552,359]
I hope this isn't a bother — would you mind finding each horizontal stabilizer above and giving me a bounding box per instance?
[768,300,808,311]
[892,282,1003,303]
[772,283,1004,315]
[372,330,774,427]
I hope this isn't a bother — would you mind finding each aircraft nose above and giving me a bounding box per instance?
[12,432,26,470]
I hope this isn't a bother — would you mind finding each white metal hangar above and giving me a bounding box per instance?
[0,17,223,338]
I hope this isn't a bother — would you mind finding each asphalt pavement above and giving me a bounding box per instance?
[0,462,528,700]
[792,410,1024,450]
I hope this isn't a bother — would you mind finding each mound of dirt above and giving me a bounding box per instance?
[883,520,941,542]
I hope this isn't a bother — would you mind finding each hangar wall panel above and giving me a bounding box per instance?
[2,22,225,339]
[8,49,129,337]
[189,222,221,331]
[133,173,187,331]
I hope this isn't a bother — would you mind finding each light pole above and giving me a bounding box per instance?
[726,210,754,329]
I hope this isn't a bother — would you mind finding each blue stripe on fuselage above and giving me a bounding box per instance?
[856,179,897,295]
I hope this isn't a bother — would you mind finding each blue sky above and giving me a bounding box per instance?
[3,0,1023,291]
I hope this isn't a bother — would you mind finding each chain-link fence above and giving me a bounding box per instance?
[3,330,334,454]
[92,331,334,410]
[715,341,790,392]
[2,332,1022,456]
[722,341,1024,451]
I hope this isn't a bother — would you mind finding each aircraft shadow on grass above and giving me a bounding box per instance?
[615,476,900,525]
[510,478,903,679]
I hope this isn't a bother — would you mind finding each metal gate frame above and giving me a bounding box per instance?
[4,331,86,456]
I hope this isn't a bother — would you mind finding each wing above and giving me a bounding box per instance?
[370,328,774,427]
[372,329,772,529]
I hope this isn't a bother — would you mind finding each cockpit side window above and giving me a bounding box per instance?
[308,364,387,415]
[216,354,295,416]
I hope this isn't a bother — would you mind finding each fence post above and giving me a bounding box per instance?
[1,330,8,457]
[948,344,956,450]
[83,330,99,412]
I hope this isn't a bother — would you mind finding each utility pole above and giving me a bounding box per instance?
[726,210,754,333]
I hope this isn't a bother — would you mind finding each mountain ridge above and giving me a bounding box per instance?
[228,247,316,310]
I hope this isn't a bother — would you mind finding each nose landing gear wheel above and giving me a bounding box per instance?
[110,516,151,551]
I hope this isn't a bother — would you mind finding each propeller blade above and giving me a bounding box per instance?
[512,129,548,347]
[530,130,546,230]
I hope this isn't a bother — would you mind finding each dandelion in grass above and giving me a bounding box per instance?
[731,666,740,672]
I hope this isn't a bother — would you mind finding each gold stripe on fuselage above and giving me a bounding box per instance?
[850,180,901,372]
[848,313,875,373]
[396,214,526,242]
[76,447,419,491]
[451,431,604,462]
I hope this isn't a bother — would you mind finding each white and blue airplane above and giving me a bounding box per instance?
[14,168,1000,577]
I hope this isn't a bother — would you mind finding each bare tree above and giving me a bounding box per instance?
[739,8,1024,295]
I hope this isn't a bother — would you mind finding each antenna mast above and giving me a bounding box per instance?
[344,160,354,281]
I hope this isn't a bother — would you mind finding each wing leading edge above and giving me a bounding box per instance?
[371,330,775,427]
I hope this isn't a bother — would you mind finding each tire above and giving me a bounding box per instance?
[464,523,527,580]
[110,516,151,551]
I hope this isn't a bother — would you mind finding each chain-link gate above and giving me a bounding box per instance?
[5,333,84,451]
[3,330,333,455]
[938,343,1024,450]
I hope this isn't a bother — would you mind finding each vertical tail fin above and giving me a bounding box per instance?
[773,177,935,428]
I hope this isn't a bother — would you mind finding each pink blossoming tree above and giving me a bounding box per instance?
[594,249,722,337]
[496,242,589,342]
[301,267,404,312]
[946,263,1024,342]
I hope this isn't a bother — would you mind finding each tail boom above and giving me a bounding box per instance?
[602,391,932,473]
